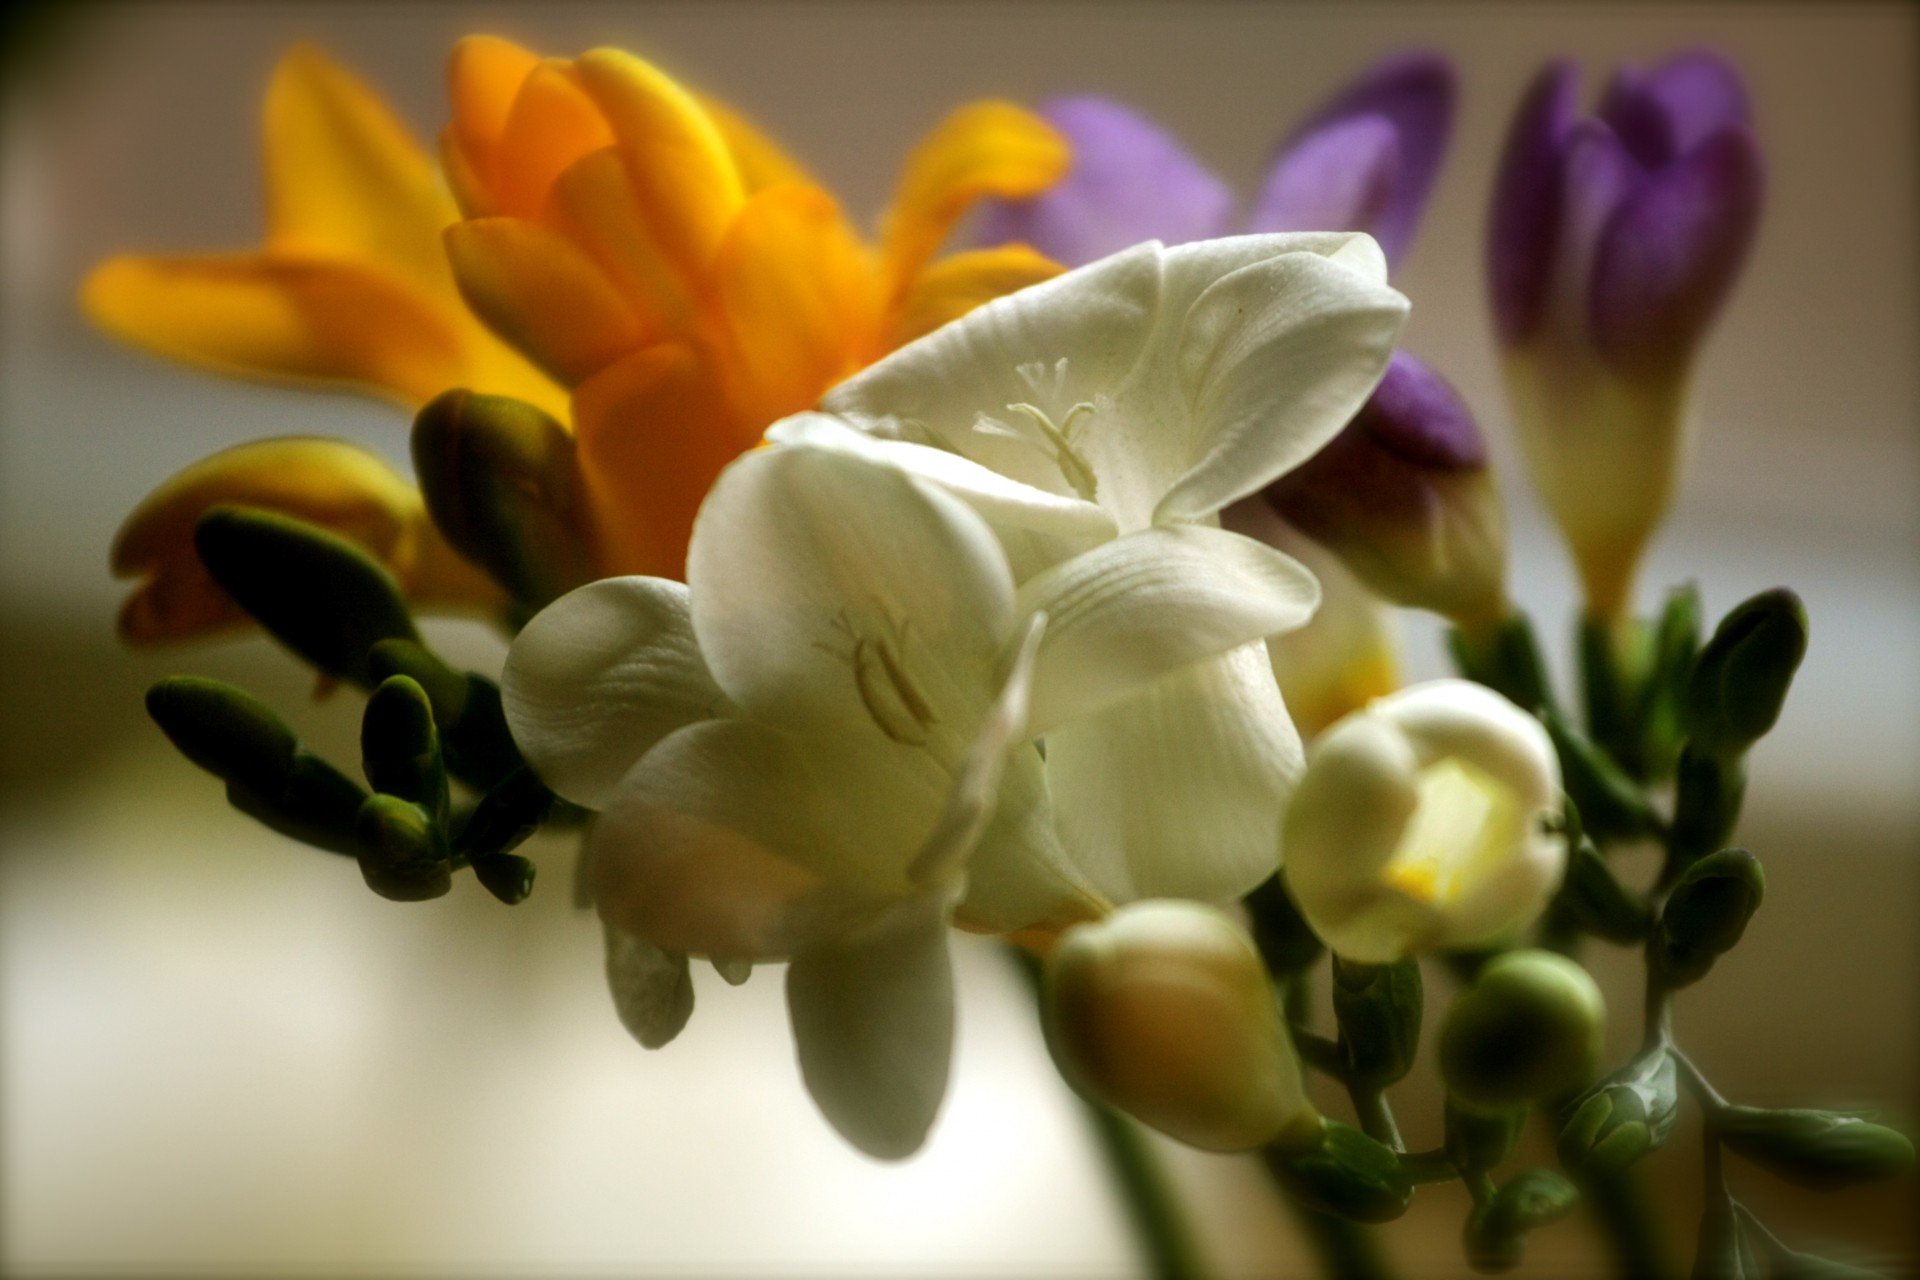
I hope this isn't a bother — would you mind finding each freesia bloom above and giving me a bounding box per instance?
[1283,680,1564,963]
[782,231,1408,905]
[1489,52,1763,618]
[1044,900,1321,1152]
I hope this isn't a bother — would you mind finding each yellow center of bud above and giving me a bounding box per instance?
[1383,757,1522,906]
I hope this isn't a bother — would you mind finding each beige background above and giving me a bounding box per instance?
[2,3,1915,1275]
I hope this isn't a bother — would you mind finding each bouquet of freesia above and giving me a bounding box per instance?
[87,33,1910,1279]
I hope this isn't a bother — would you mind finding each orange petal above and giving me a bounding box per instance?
[262,44,456,296]
[84,252,472,405]
[886,243,1063,348]
[110,438,501,644]
[710,184,881,426]
[489,61,615,219]
[446,35,543,187]
[696,92,817,192]
[444,216,650,387]
[544,147,700,339]
[880,101,1068,297]
[572,49,744,282]
[571,343,754,579]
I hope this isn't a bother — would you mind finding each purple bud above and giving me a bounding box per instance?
[1488,61,1580,346]
[1253,52,1457,266]
[1589,124,1764,377]
[973,96,1234,266]
[1601,51,1751,169]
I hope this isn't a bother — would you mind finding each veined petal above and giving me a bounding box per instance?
[1017,526,1320,735]
[573,48,745,282]
[1158,246,1407,523]
[686,442,1016,745]
[262,45,454,295]
[887,244,1064,349]
[83,253,470,406]
[444,216,650,386]
[604,925,694,1049]
[501,576,735,809]
[881,101,1069,296]
[570,342,752,578]
[787,888,956,1160]
[1045,643,1303,905]
[487,61,615,218]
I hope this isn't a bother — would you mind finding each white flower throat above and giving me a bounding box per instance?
[970,359,1106,504]
[817,609,940,748]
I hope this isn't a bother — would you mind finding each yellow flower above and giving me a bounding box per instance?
[438,36,1069,577]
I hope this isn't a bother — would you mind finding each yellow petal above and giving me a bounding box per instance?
[262,44,456,296]
[544,147,700,339]
[111,438,499,644]
[445,35,543,191]
[696,92,817,192]
[572,49,745,283]
[880,101,1068,298]
[572,343,756,579]
[710,183,881,427]
[84,252,472,405]
[489,61,615,219]
[444,216,650,387]
[886,243,1063,348]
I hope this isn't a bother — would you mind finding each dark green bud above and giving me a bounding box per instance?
[355,794,450,901]
[1543,710,1662,841]
[412,389,595,610]
[227,753,368,856]
[1464,1168,1580,1273]
[1446,1100,1527,1175]
[1562,837,1652,943]
[367,639,522,791]
[1668,747,1747,873]
[195,505,418,686]
[1716,1106,1914,1191]
[146,676,297,796]
[1654,849,1764,989]
[1685,588,1808,759]
[1332,956,1423,1088]
[1243,874,1323,975]
[1557,1046,1679,1178]
[1440,951,1605,1112]
[455,766,553,905]
[362,676,448,822]
[1266,1120,1413,1224]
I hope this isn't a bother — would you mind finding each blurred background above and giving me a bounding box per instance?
[1,3,1914,1275]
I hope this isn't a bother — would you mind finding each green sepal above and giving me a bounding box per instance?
[1332,956,1423,1088]
[1557,1046,1679,1178]
[367,639,523,790]
[1446,1100,1526,1175]
[362,676,448,823]
[1543,709,1663,841]
[1667,747,1747,876]
[453,765,553,905]
[1561,837,1652,943]
[1715,1106,1914,1191]
[1637,584,1701,780]
[1268,1119,1414,1224]
[1654,849,1764,989]
[1439,951,1605,1113]
[195,505,418,686]
[412,389,595,611]
[1685,588,1808,760]
[1243,873,1324,975]
[1448,613,1557,716]
[355,793,451,901]
[1693,1199,1762,1280]
[1463,1168,1580,1273]
[146,676,298,797]
[1578,614,1649,780]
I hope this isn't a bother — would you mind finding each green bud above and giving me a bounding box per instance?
[1440,951,1605,1112]
[146,676,297,796]
[1243,874,1324,975]
[195,505,418,686]
[1562,838,1652,943]
[1332,956,1423,1088]
[1464,1168,1580,1273]
[1668,746,1747,873]
[454,766,553,905]
[1557,1046,1679,1178]
[1267,1119,1414,1224]
[1654,849,1764,989]
[1543,710,1662,841]
[1446,1100,1526,1175]
[362,676,448,822]
[226,753,368,856]
[1578,614,1649,779]
[366,639,523,790]
[355,794,451,901]
[1638,584,1701,779]
[412,389,595,610]
[1685,588,1808,759]
[1715,1106,1915,1191]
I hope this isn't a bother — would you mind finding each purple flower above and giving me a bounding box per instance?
[1489,52,1764,618]
[977,52,1456,270]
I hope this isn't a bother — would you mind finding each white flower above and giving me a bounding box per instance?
[1282,679,1565,963]
[773,233,1408,904]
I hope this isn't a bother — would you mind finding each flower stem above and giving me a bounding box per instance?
[1264,1160,1399,1280]
[1081,1098,1213,1280]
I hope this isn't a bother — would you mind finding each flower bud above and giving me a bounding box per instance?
[355,793,451,902]
[1557,1046,1679,1178]
[1439,951,1605,1112]
[1264,353,1508,630]
[1685,588,1808,760]
[361,675,449,822]
[367,639,523,791]
[1043,901,1319,1152]
[1332,957,1423,1088]
[1653,848,1764,988]
[1283,680,1564,963]
[1446,1099,1527,1174]
[1267,1120,1414,1224]
[453,766,551,906]
[1488,54,1763,619]
[1715,1106,1915,1191]
[1463,1168,1580,1273]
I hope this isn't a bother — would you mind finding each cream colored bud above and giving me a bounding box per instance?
[1283,680,1564,963]
[1043,901,1320,1152]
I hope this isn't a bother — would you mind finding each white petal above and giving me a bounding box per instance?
[786,890,956,1160]
[1018,526,1321,735]
[1376,680,1560,808]
[1045,643,1303,904]
[1154,231,1389,312]
[603,925,694,1049]
[1156,248,1408,523]
[502,577,732,809]
[687,443,1015,750]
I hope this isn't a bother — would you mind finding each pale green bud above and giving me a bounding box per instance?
[1439,951,1604,1112]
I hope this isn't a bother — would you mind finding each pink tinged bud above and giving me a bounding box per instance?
[1043,902,1320,1153]
[1263,353,1507,628]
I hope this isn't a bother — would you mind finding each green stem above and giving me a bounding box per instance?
[1576,1164,1677,1280]
[1081,1100,1212,1280]
[1347,1085,1404,1153]
[1275,1189,1399,1280]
